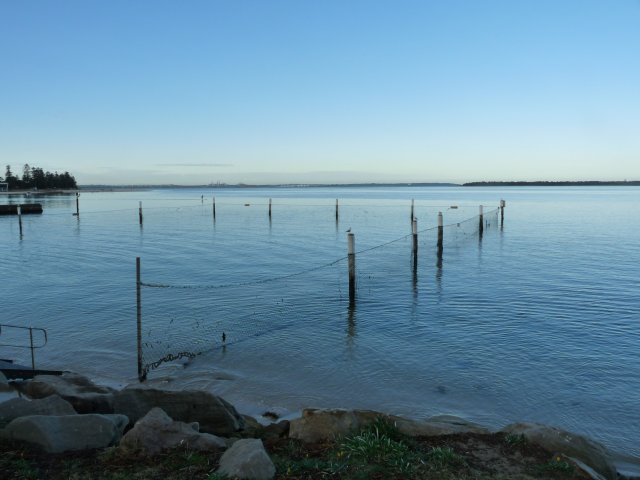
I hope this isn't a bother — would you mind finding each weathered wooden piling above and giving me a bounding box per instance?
[412,217,418,273]
[437,212,443,251]
[75,192,80,217]
[213,196,216,220]
[136,257,143,382]
[412,217,418,256]
[17,205,23,237]
[28,328,35,370]
[139,201,143,225]
[268,198,272,219]
[478,205,484,235]
[347,232,356,304]
[500,199,505,226]
[335,199,339,222]
[410,199,414,220]
[436,212,444,268]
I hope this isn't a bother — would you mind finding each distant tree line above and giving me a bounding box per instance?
[1,164,77,190]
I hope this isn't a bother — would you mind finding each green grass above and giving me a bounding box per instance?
[425,446,466,470]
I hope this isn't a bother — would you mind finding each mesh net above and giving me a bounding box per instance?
[138,206,501,379]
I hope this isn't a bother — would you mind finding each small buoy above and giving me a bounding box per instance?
[244,203,250,206]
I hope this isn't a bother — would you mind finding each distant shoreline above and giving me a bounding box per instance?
[463,181,640,186]
[2,181,639,194]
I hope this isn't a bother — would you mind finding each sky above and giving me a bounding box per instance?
[1,0,639,185]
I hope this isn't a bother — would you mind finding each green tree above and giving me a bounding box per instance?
[4,165,17,189]
[22,164,32,188]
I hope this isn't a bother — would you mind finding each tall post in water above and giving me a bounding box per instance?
[268,198,272,219]
[17,205,23,237]
[412,217,418,283]
[75,192,80,217]
[29,327,35,370]
[478,205,484,236]
[335,199,339,222]
[213,196,216,220]
[136,257,143,382]
[437,212,443,252]
[412,217,418,259]
[139,201,143,225]
[500,199,505,226]
[437,212,443,268]
[347,233,356,305]
[410,199,414,221]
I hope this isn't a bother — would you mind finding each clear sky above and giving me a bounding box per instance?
[1,0,639,185]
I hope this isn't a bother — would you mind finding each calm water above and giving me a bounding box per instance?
[2,186,639,469]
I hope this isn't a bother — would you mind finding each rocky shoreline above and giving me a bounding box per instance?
[0,371,636,480]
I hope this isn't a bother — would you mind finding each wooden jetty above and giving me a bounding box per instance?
[0,203,43,215]
[0,359,63,380]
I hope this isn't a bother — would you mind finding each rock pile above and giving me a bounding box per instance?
[0,372,623,480]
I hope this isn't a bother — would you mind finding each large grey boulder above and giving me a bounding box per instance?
[0,414,128,453]
[217,438,275,480]
[501,423,616,480]
[119,407,226,455]
[289,409,361,443]
[0,395,76,427]
[114,386,243,436]
[289,409,489,443]
[16,373,115,414]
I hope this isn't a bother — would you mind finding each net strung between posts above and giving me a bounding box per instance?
[138,206,500,379]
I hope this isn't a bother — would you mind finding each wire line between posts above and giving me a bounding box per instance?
[138,206,501,291]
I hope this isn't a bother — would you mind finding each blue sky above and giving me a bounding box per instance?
[1,0,639,185]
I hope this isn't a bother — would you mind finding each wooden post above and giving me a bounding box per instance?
[268,198,272,219]
[412,217,418,257]
[213,196,216,220]
[139,201,143,225]
[500,199,505,226]
[335,199,339,222]
[75,192,80,217]
[347,233,356,304]
[412,217,418,272]
[201,195,203,204]
[136,257,143,382]
[17,205,23,237]
[29,327,35,370]
[410,199,414,220]
[478,205,484,235]
[436,212,444,269]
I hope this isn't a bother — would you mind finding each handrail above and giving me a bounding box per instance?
[0,324,48,370]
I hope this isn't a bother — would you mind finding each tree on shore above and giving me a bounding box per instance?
[1,164,77,190]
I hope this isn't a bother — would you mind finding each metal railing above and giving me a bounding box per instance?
[0,324,48,370]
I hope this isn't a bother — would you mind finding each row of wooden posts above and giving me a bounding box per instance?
[346,199,506,304]
[15,195,505,242]
[134,199,505,379]
[130,197,505,228]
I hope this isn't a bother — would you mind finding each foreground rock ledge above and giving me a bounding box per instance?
[0,373,624,479]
